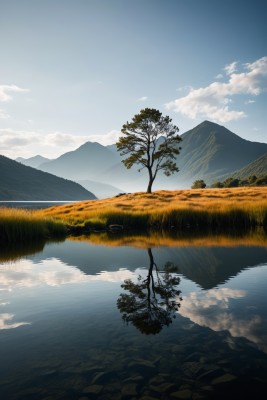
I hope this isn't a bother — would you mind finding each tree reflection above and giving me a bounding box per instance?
[117,248,182,335]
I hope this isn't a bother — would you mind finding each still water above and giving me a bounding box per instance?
[0,236,267,399]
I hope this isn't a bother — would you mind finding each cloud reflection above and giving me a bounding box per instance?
[0,313,31,330]
[179,288,267,352]
[0,258,135,291]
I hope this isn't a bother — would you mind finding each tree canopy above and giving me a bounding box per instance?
[116,108,182,193]
[191,179,206,189]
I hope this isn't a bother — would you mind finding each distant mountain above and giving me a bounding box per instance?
[35,121,267,192]
[39,141,120,180]
[16,155,51,168]
[174,121,267,185]
[77,180,123,199]
[0,155,96,201]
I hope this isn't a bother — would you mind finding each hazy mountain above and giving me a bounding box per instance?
[16,155,51,168]
[39,141,120,180]
[35,121,267,192]
[77,179,123,199]
[0,155,96,201]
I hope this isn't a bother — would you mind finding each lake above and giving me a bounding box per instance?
[0,235,267,399]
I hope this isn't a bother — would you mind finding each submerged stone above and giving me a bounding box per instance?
[171,389,192,399]
[211,373,237,385]
[150,382,177,393]
[121,382,138,397]
[82,385,103,394]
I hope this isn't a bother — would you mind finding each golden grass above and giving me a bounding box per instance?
[0,207,67,243]
[38,187,267,230]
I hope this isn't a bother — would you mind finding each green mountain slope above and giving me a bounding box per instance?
[174,121,267,185]
[0,155,97,200]
[229,152,267,179]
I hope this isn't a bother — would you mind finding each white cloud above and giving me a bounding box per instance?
[166,56,267,123]
[0,84,29,102]
[0,128,121,159]
[0,84,29,121]
[137,96,148,102]
[224,61,238,75]
[0,109,9,119]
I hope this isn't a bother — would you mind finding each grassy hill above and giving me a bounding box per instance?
[39,187,267,231]
[0,155,97,200]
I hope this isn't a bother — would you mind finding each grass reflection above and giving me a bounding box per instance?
[0,239,64,263]
[70,228,267,248]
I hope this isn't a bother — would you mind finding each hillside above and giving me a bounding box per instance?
[228,152,267,180]
[175,121,267,185]
[0,155,97,201]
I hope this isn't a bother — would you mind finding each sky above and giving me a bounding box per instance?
[0,0,266,159]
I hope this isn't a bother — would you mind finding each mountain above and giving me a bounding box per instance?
[36,121,267,192]
[38,140,145,193]
[0,155,97,200]
[77,180,123,199]
[39,141,120,180]
[16,155,51,168]
[174,121,267,185]
[225,152,267,180]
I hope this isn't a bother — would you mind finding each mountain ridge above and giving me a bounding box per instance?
[13,121,267,193]
[0,155,97,201]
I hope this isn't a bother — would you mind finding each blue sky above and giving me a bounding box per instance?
[0,0,266,159]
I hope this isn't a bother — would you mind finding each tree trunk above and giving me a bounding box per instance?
[147,180,153,193]
[147,168,154,193]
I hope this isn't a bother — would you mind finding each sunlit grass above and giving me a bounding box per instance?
[38,187,267,230]
[0,207,67,244]
[2,188,266,244]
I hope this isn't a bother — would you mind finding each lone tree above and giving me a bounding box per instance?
[116,108,182,193]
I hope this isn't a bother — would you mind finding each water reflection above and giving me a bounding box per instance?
[0,240,46,263]
[0,235,267,399]
[0,312,30,330]
[117,248,182,334]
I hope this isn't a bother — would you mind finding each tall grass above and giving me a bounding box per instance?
[39,187,267,231]
[2,188,266,244]
[0,207,67,244]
